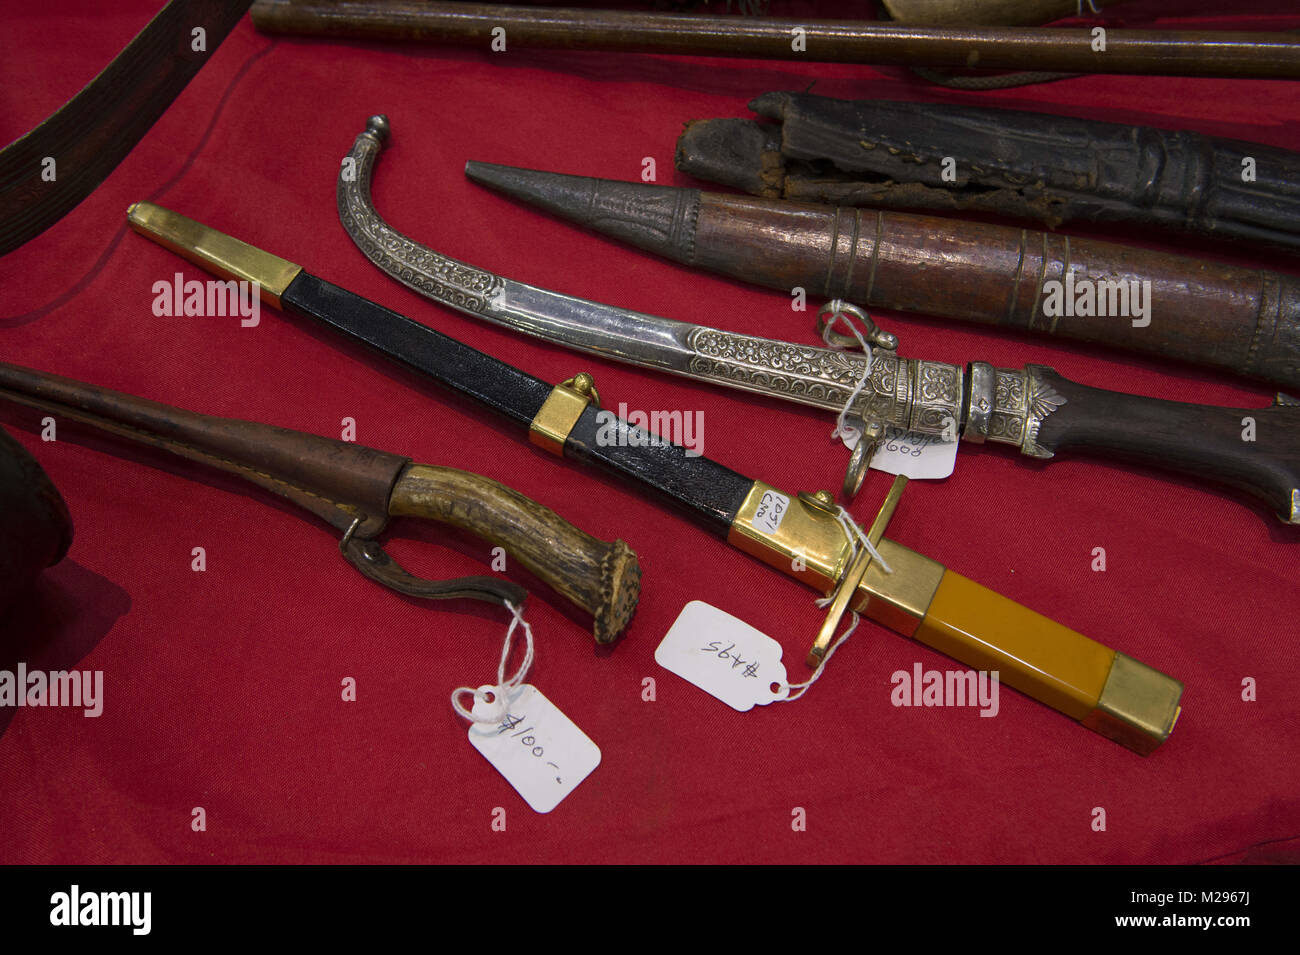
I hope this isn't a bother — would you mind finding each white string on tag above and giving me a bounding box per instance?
[451,601,535,724]
[819,299,875,452]
[815,299,895,575]
[779,607,860,702]
[830,502,893,576]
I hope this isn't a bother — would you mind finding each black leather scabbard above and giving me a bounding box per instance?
[281,271,756,534]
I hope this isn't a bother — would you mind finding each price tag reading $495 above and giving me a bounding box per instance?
[655,601,791,711]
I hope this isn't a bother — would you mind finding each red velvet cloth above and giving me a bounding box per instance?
[1,0,1298,865]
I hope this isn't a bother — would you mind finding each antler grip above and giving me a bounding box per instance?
[389,465,640,643]
[915,570,1182,754]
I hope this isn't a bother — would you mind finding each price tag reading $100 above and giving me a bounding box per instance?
[468,683,601,813]
[655,601,791,711]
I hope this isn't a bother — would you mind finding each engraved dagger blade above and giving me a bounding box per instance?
[494,279,958,434]
[339,117,964,437]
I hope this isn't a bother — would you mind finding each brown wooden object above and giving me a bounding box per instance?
[249,0,1300,79]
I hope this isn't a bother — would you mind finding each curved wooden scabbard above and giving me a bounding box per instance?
[0,0,254,257]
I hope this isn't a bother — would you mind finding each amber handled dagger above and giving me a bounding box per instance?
[128,200,1181,753]
[0,358,640,645]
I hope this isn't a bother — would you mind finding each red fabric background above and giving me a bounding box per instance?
[1,0,1298,864]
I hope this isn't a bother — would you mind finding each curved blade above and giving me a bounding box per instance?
[337,116,962,436]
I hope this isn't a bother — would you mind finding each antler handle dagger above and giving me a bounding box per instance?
[0,359,641,644]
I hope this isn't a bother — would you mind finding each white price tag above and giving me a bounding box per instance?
[868,425,958,480]
[655,601,790,711]
[467,683,600,813]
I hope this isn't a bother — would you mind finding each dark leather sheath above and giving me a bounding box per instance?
[677,91,1300,253]
[281,272,756,535]
[0,360,525,608]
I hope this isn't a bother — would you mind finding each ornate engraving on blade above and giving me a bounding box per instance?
[685,328,963,432]
[338,123,504,313]
[986,365,1066,458]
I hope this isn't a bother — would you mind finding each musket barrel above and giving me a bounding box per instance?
[249,0,1300,79]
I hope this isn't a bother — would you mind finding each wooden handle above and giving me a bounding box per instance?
[915,570,1182,754]
[1033,369,1300,524]
[249,0,1300,78]
[388,464,640,643]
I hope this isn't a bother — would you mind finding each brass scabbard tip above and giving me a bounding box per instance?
[125,201,302,308]
[1081,653,1184,755]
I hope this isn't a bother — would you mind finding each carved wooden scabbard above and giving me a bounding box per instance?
[465,162,1300,392]
[0,360,640,644]
[677,92,1300,254]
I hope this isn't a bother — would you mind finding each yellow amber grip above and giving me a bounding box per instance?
[914,570,1182,754]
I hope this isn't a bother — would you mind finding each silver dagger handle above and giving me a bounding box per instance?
[684,325,965,436]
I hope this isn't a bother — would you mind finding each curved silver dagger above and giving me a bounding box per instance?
[338,116,1069,497]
